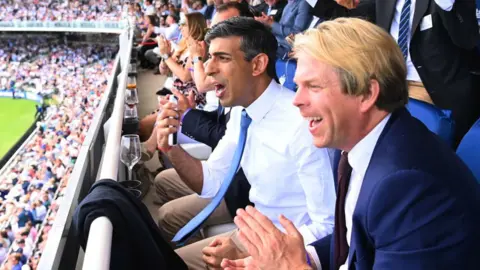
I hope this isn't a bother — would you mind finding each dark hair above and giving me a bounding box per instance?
[205,17,278,81]
[145,0,153,4]
[216,2,254,18]
[168,13,180,23]
[147,15,160,27]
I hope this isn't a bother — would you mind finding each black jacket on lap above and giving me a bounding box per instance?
[72,179,187,270]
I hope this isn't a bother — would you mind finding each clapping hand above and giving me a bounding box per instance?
[221,206,313,270]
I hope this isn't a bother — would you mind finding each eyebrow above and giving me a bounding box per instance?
[210,51,232,57]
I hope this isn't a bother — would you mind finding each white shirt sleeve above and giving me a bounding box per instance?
[435,0,455,11]
[306,245,322,270]
[200,107,241,198]
[291,123,336,245]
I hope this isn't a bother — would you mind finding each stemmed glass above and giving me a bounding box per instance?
[124,104,138,118]
[120,134,141,181]
[125,88,139,106]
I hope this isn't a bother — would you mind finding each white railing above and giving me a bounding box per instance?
[80,19,134,270]
[0,20,128,33]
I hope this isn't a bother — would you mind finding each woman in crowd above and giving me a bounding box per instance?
[138,12,208,141]
[138,13,160,68]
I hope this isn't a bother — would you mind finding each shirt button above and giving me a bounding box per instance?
[417,66,422,69]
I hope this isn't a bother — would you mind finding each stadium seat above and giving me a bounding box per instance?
[276,59,297,91]
[406,98,455,146]
[456,117,480,183]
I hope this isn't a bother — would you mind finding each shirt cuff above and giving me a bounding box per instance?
[298,224,318,246]
[306,245,322,270]
[181,108,192,123]
[435,0,454,11]
[199,160,216,198]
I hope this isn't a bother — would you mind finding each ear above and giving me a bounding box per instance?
[359,79,380,113]
[251,53,269,77]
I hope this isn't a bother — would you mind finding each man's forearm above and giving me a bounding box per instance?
[167,145,204,193]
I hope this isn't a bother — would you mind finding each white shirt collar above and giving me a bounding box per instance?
[245,80,282,122]
[348,114,391,173]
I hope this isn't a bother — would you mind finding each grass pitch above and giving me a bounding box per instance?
[0,98,37,160]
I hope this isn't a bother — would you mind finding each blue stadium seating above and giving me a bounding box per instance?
[456,117,480,183]
[406,98,455,146]
[276,58,297,91]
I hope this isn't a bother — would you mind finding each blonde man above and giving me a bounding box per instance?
[221,18,480,270]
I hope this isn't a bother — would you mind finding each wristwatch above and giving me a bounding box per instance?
[160,54,170,61]
[192,56,202,65]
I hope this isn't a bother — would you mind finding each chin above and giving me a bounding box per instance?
[312,136,329,149]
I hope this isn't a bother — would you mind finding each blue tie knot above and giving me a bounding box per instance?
[241,109,252,129]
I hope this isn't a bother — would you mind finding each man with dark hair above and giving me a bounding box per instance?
[153,0,255,249]
[155,17,335,269]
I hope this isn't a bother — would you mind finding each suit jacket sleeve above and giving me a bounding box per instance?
[271,0,312,37]
[181,109,225,149]
[368,170,475,269]
[311,0,375,21]
[435,0,479,50]
[310,234,332,270]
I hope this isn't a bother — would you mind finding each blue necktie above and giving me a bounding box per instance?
[172,109,252,246]
[398,0,411,60]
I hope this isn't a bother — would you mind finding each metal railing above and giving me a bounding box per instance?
[36,32,128,268]
[79,20,135,270]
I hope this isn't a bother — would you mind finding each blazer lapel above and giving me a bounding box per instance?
[346,109,408,269]
[411,0,429,35]
[375,0,397,31]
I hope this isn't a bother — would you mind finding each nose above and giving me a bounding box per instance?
[204,58,217,77]
[292,85,307,109]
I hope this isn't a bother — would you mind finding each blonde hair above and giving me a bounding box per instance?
[293,18,408,112]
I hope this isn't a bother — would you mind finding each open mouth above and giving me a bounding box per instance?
[305,117,323,129]
[214,83,226,98]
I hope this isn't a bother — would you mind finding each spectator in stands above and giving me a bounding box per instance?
[4,253,22,270]
[252,0,287,22]
[138,12,208,140]
[144,0,155,14]
[221,18,480,270]
[150,1,255,247]
[255,0,312,59]
[143,13,182,73]
[155,17,335,269]
[189,1,255,92]
[138,13,161,68]
[317,0,480,146]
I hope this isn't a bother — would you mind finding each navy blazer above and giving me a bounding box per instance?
[312,108,480,270]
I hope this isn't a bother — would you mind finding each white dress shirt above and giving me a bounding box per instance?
[390,0,454,83]
[307,114,391,269]
[200,80,336,244]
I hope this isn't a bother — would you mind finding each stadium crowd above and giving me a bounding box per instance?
[0,0,127,22]
[0,36,116,269]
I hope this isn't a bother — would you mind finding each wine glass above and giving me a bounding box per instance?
[126,76,137,89]
[120,135,141,181]
[124,104,138,118]
[125,88,139,105]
